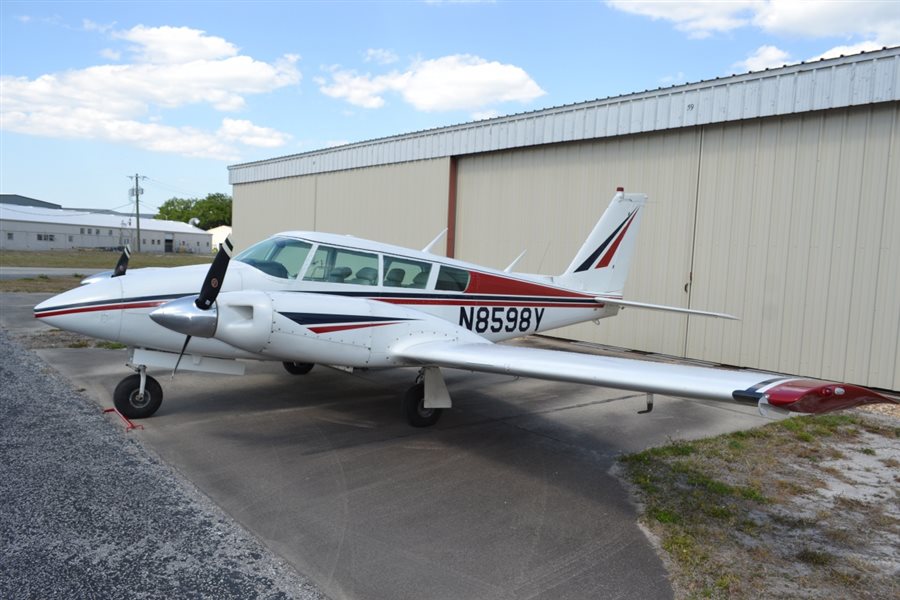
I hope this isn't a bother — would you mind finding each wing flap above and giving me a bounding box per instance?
[394,341,897,415]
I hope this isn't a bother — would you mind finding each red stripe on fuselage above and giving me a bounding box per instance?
[308,322,400,334]
[34,301,167,319]
[464,271,594,298]
[374,297,601,308]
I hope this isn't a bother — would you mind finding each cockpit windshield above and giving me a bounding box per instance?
[234,237,312,279]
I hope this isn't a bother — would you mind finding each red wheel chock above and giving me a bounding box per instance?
[103,408,144,432]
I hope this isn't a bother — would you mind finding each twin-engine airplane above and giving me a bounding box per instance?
[34,188,895,426]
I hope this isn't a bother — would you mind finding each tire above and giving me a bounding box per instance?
[113,374,163,419]
[283,361,314,375]
[403,382,443,428]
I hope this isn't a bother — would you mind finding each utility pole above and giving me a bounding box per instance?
[128,173,147,252]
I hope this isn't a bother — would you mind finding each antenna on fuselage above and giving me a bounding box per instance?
[504,249,527,273]
[422,228,448,253]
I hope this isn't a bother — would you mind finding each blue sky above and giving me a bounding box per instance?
[2,1,899,212]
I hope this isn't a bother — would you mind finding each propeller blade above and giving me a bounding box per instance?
[112,244,131,278]
[196,236,233,310]
[172,335,192,378]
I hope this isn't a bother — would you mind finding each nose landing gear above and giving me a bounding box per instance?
[113,366,163,419]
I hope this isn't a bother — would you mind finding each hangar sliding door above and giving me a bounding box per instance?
[454,130,702,357]
[688,104,900,390]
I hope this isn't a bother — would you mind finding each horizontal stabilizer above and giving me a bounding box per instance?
[597,298,739,320]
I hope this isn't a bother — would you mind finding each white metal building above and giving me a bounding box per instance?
[228,48,900,391]
[0,204,212,254]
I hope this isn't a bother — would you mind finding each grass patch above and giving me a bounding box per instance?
[616,414,894,598]
[0,249,212,269]
[796,547,835,566]
[0,277,83,293]
[95,341,127,350]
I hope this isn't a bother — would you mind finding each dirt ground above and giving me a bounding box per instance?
[617,413,899,599]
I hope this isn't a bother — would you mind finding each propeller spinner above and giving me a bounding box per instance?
[149,236,234,375]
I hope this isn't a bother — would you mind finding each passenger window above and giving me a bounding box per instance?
[383,257,432,288]
[302,245,379,285]
[435,266,470,291]
[234,237,312,279]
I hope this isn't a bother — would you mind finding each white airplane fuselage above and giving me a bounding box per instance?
[35,232,618,369]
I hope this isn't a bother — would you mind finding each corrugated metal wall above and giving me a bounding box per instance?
[230,49,900,185]
[455,129,702,357]
[232,158,450,253]
[687,103,900,390]
[454,103,899,390]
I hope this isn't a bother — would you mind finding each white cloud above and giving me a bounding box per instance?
[733,45,792,72]
[318,54,545,112]
[83,19,116,33]
[752,1,900,40]
[364,48,399,65]
[99,48,121,61]
[659,71,686,85]
[218,118,291,148]
[472,109,500,120]
[809,40,886,62]
[0,25,299,160]
[318,68,393,108]
[607,1,900,72]
[113,25,238,64]
[607,1,759,39]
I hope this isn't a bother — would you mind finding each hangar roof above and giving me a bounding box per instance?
[0,204,209,235]
[229,47,900,186]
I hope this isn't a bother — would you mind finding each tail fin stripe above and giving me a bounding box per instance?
[573,211,635,273]
[595,210,639,269]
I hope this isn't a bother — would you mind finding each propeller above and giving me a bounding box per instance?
[149,236,234,376]
[196,236,234,310]
[112,244,131,277]
[81,244,132,285]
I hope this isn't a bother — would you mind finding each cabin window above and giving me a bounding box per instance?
[234,237,313,279]
[302,245,379,285]
[6,232,13,240]
[383,256,432,288]
[435,266,470,292]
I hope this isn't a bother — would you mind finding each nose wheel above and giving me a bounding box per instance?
[113,372,163,419]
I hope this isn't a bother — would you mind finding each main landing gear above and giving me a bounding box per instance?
[403,382,443,428]
[113,366,162,419]
[282,361,314,375]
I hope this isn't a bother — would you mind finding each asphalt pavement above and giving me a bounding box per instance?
[1,292,784,600]
[0,295,326,600]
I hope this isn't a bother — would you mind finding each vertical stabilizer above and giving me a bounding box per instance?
[555,188,647,295]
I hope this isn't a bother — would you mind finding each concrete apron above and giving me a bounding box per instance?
[12,292,773,600]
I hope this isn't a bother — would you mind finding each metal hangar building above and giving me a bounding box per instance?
[228,47,900,392]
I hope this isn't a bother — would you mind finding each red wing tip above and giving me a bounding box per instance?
[765,379,897,414]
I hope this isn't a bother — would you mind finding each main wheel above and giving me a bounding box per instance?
[403,382,443,428]
[283,361,314,375]
[113,374,163,419]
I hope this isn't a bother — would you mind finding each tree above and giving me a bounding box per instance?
[155,193,232,229]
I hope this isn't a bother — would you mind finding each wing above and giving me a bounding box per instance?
[394,340,896,415]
